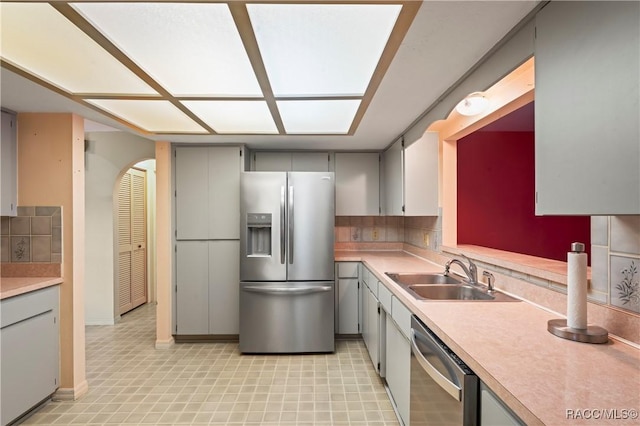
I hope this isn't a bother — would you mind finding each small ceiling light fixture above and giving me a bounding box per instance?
[455,91,489,116]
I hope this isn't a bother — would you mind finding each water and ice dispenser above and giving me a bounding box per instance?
[246,213,272,257]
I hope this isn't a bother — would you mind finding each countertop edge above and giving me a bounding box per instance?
[0,277,63,300]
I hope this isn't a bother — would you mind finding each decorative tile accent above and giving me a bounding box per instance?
[1,206,62,264]
[350,227,361,241]
[610,216,640,255]
[610,255,640,314]
[11,236,30,262]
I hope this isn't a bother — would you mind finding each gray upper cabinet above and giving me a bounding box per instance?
[335,152,380,216]
[208,148,240,239]
[382,139,403,216]
[405,131,438,216]
[1,111,17,217]
[253,151,330,172]
[175,146,241,239]
[534,1,640,214]
[381,131,439,217]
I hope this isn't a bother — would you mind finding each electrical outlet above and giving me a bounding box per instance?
[423,232,430,246]
[372,228,379,241]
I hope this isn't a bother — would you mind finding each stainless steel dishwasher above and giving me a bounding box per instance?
[410,316,478,425]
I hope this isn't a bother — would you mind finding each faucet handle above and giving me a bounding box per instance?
[482,271,495,292]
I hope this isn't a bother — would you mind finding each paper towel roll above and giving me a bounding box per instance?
[567,251,588,330]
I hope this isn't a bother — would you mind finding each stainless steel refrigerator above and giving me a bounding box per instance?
[239,171,335,353]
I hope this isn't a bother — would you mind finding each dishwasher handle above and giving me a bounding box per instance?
[243,285,332,295]
[411,328,462,401]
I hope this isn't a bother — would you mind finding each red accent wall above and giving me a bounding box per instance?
[457,131,591,263]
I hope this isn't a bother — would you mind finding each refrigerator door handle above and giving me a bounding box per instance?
[280,186,286,264]
[243,285,332,295]
[288,185,294,264]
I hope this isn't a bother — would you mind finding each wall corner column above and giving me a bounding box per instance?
[155,141,174,348]
[17,113,87,400]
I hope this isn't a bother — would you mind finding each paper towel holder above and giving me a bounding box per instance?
[547,319,608,344]
[547,242,609,344]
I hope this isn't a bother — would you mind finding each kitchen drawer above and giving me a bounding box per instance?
[362,267,377,295]
[378,283,392,313]
[361,266,370,287]
[1,286,58,328]
[337,262,359,278]
[391,296,412,339]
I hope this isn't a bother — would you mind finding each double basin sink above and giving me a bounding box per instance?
[385,272,520,302]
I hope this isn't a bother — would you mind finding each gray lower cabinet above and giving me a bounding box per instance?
[480,382,524,425]
[361,269,385,375]
[385,296,411,426]
[175,240,239,335]
[1,286,59,426]
[335,262,360,334]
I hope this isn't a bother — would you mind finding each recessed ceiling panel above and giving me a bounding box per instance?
[72,2,263,97]
[277,100,361,134]
[248,4,401,97]
[86,99,206,133]
[0,3,157,95]
[183,100,278,134]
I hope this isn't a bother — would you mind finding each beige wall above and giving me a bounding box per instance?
[84,132,155,325]
[17,113,87,399]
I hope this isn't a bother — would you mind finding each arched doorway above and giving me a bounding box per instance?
[114,160,157,316]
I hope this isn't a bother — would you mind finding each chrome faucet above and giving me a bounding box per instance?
[444,254,478,285]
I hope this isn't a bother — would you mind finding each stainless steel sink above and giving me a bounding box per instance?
[385,272,461,285]
[385,272,520,302]
[408,284,494,301]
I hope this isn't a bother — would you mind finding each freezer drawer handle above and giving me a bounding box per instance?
[411,329,462,401]
[280,186,286,264]
[243,285,332,295]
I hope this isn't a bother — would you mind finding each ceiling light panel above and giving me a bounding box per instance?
[247,4,401,97]
[85,99,206,133]
[72,2,263,97]
[182,100,278,134]
[277,100,361,134]
[0,3,157,95]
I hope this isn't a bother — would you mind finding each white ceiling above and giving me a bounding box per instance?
[0,1,539,150]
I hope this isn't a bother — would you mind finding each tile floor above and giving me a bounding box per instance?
[22,304,400,425]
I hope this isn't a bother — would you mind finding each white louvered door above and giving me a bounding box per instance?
[118,168,147,315]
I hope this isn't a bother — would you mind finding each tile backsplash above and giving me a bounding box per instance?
[592,215,640,315]
[1,206,62,264]
[335,216,405,243]
[335,215,441,250]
